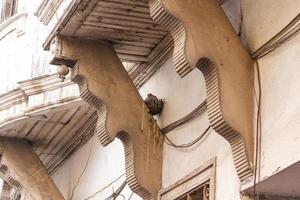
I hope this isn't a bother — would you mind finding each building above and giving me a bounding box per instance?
[0,0,299,199]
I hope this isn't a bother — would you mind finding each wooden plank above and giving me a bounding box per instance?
[96,1,149,13]
[90,12,156,24]
[76,25,161,43]
[83,20,166,35]
[115,48,149,56]
[106,0,149,7]
[111,39,155,48]
[93,5,151,19]
[86,14,165,31]
[37,106,89,153]
[39,106,93,163]
[113,43,151,54]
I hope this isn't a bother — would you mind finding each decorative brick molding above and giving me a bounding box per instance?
[150,0,191,77]
[150,0,254,182]
[197,58,253,181]
[50,36,163,199]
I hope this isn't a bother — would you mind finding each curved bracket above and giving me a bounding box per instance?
[150,0,254,182]
[50,36,163,199]
[0,137,64,200]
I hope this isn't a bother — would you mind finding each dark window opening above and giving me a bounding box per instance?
[176,184,210,200]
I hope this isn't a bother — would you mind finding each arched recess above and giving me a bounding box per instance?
[150,0,254,182]
[50,36,163,200]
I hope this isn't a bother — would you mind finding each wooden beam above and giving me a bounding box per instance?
[0,137,64,200]
[50,36,163,200]
[150,0,254,182]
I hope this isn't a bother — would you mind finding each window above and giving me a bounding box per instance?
[176,184,210,200]
[158,158,216,200]
[0,0,18,23]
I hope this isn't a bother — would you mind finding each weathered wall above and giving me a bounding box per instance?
[139,59,242,200]
[9,0,299,200]
[52,136,142,200]
[241,0,300,182]
[0,0,55,94]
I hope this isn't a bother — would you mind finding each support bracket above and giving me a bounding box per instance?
[150,0,254,182]
[0,137,64,200]
[50,36,163,199]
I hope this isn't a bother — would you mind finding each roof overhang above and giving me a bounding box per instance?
[0,74,96,173]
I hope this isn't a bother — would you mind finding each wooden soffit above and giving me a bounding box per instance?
[0,74,96,174]
[150,0,255,182]
[42,0,169,63]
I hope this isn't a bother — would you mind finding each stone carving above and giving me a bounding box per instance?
[50,36,163,199]
[150,0,254,182]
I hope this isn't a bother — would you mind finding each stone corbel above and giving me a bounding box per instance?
[50,36,163,199]
[150,0,254,182]
[0,137,64,200]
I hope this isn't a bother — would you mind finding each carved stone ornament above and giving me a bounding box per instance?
[50,36,163,199]
[150,0,254,182]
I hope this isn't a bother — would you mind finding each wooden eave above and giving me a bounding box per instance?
[0,74,96,174]
[41,0,173,87]
[44,0,168,62]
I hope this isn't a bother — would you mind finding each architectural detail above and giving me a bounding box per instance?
[150,0,254,182]
[0,74,96,174]
[197,58,252,181]
[149,0,192,77]
[0,12,27,39]
[0,164,23,199]
[35,0,64,25]
[50,36,164,199]
[130,34,173,88]
[0,137,64,200]
[158,158,216,200]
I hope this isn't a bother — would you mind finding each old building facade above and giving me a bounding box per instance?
[0,0,299,200]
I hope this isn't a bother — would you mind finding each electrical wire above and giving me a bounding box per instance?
[164,126,211,148]
[161,100,207,134]
[252,13,300,60]
[249,13,300,200]
[107,181,127,200]
[70,137,95,200]
[253,60,262,200]
[82,173,125,200]
[127,192,134,200]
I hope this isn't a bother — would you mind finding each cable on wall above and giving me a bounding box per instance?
[159,99,210,149]
[70,137,95,200]
[252,13,300,60]
[161,100,207,135]
[249,13,300,200]
[164,126,211,148]
[252,60,262,200]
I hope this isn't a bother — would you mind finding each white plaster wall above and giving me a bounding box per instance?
[241,0,300,183]
[139,59,241,200]
[0,0,55,94]
[52,135,142,200]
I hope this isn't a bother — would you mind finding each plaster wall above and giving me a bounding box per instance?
[241,0,300,183]
[0,0,55,94]
[139,59,241,200]
[52,135,142,200]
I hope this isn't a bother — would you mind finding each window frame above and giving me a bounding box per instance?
[158,158,216,200]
